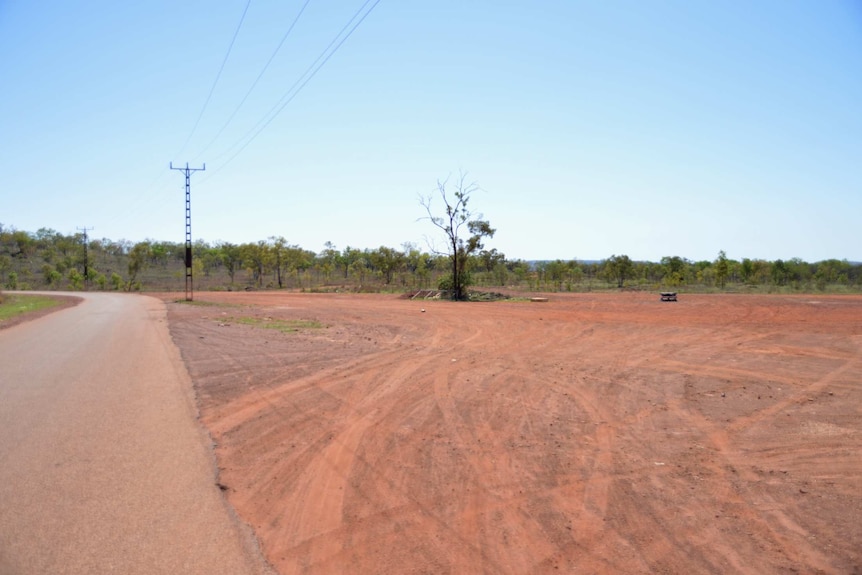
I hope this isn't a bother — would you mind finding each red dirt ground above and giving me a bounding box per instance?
[164,291,862,575]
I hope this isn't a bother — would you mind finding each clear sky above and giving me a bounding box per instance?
[1,1,860,262]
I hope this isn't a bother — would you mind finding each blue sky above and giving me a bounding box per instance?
[1,1,860,262]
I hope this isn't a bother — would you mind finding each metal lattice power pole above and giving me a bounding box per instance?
[77,226,94,288]
[170,162,205,301]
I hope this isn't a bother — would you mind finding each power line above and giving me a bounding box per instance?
[170,162,206,301]
[175,0,253,159]
[54,2,381,249]
[192,0,313,163]
[203,0,382,180]
[77,226,94,286]
[99,4,252,241]
[98,4,251,238]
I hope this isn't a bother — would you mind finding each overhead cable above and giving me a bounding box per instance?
[203,0,382,180]
[175,0,253,159]
[192,0,313,163]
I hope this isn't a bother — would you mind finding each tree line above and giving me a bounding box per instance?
[1,224,859,294]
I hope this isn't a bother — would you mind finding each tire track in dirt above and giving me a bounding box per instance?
[218,317,522,573]
[164,292,862,574]
[534,302,854,573]
[538,330,696,572]
[658,395,837,572]
[435,311,630,572]
[419,312,560,573]
[226,350,424,572]
[726,339,862,436]
[635,325,861,572]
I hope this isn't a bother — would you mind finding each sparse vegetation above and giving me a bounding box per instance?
[219,316,323,333]
[420,172,496,300]
[0,294,64,324]
[175,299,236,307]
[0,225,859,294]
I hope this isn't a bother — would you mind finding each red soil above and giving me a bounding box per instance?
[165,291,862,574]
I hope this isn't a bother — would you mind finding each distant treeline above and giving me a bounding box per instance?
[1,225,860,294]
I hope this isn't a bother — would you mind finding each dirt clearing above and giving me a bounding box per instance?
[164,292,862,574]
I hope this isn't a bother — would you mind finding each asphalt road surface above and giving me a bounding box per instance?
[0,293,272,575]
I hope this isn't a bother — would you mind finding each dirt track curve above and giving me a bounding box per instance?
[0,293,273,575]
[166,291,862,575]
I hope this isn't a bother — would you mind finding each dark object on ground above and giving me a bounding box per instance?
[660,292,678,302]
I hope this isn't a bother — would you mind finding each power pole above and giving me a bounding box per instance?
[77,226,94,289]
[170,162,205,301]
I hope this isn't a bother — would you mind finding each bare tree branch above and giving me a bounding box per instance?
[418,170,494,300]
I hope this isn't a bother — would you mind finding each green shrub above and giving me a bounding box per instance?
[68,269,84,290]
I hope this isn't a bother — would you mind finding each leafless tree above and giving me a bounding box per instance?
[420,171,495,300]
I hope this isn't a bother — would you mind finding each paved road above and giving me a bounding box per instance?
[0,293,272,575]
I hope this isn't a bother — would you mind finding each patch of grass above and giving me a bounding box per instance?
[0,294,64,323]
[223,316,323,333]
[175,299,240,308]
